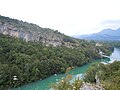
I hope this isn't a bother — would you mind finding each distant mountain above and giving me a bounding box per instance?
[75,28,120,41]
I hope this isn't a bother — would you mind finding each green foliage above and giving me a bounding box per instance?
[0,34,110,89]
[84,61,120,90]
[83,63,104,83]
[63,36,76,43]
[51,75,83,90]
[0,15,119,90]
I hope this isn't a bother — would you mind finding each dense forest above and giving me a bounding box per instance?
[52,61,120,90]
[0,33,112,89]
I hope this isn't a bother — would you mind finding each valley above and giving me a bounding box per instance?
[0,15,120,90]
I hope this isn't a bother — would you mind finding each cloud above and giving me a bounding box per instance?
[101,20,120,25]
[1,0,120,35]
[100,20,120,29]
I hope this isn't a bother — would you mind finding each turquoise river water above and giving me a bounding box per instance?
[12,48,120,90]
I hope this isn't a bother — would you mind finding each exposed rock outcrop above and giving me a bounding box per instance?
[0,16,78,47]
[80,82,104,90]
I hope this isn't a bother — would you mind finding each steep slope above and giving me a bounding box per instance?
[0,15,79,47]
[75,28,120,41]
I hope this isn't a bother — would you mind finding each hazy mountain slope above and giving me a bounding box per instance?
[76,28,120,41]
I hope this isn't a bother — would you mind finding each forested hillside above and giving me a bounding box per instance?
[0,33,111,89]
[0,15,113,89]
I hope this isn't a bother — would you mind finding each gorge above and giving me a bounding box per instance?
[0,15,119,90]
[12,47,120,90]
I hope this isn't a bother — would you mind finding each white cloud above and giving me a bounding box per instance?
[0,0,120,35]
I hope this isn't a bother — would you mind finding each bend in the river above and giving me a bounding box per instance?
[12,48,120,90]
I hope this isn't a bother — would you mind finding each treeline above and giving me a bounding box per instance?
[96,40,120,48]
[0,34,109,89]
[105,41,120,48]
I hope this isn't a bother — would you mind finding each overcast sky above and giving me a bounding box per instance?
[0,0,120,36]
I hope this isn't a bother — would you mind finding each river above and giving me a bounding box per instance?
[12,48,120,90]
[109,48,120,62]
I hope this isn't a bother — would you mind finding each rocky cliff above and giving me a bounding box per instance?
[0,15,79,47]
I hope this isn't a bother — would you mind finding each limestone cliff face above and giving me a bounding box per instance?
[0,22,37,42]
[0,16,78,47]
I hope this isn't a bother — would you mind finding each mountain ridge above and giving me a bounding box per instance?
[0,15,80,48]
[75,28,120,41]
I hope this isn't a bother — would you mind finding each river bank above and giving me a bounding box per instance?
[12,48,120,90]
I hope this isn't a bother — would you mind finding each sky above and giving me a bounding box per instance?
[0,0,120,36]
